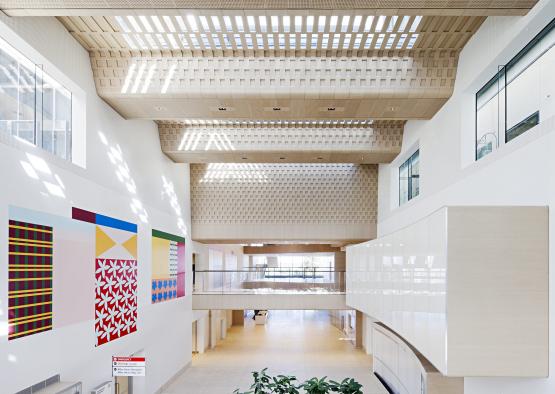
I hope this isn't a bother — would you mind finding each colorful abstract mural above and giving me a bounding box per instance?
[73,207,138,347]
[8,219,53,340]
[151,229,185,304]
[8,206,96,338]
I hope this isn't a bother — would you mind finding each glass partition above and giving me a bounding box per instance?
[194,268,346,294]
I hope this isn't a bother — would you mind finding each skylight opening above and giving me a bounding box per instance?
[175,16,187,32]
[341,16,350,32]
[201,34,210,48]
[330,15,338,32]
[122,34,137,49]
[365,33,379,49]
[167,34,179,49]
[318,16,326,32]
[134,34,147,49]
[410,16,422,32]
[199,16,210,31]
[407,33,418,48]
[332,35,340,48]
[386,16,398,33]
[396,33,407,49]
[267,35,274,48]
[116,16,131,33]
[161,64,177,94]
[295,16,302,31]
[139,16,153,32]
[375,33,385,49]
[187,15,198,32]
[375,15,386,32]
[151,16,165,33]
[289,35,296,48]
[258,15,268,33]
[256,34,264,48]
[247,16,256,31]
[321,33,329,47]
[353,16,362,31]
[234,34,242,48]
[223,16,233,31]
[156,34,168,48]
[398,16,410,32]
[300,34,307,49]
[278,34,286,49]
[162,16,176,33]
[385,34,396,49]
[127,16,142,33]
[343,34,351,48]
[144,34,158,48]
[311,35,318,47]
[189,34,200,49]
[245,34,253,49]
[364,16,374,32]
[235,16,244,32]
[283,16,290,32]
[307,16,314,32]
[354,34,362,48]
[223,34,232,48]
[271,16,279,32]
[178,34,189,48]
[211,16,221,32]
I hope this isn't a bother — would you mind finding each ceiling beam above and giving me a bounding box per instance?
[243,244,342,254]
[0,1,537,17]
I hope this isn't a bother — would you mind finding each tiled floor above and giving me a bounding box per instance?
[164,310,387,394]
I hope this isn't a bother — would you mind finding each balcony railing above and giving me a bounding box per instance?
[193,268,346,294]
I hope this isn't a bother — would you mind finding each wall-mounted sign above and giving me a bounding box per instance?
[112,357,146,377]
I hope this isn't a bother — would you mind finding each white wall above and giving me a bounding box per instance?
[375,0,555,392]
[0,15,193,394]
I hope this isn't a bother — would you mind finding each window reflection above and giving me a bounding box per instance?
[0,37,72,160]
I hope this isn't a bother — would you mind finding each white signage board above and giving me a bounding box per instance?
[112,357,146,377]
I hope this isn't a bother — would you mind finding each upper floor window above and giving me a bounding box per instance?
[476,17,555,160]
[399,149,419,205]
[0,37,72,161]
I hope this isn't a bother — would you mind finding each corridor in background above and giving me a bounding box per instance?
[166,310,386,394]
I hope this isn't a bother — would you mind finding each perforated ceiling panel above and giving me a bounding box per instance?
[190,163,378,241]
[0,0,538,12]
[158,120,403,163]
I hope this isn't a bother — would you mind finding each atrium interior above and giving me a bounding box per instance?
[0,1,553,394]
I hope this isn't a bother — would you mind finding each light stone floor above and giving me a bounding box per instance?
[163,310,388,394]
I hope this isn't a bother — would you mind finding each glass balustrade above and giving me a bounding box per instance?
[193,268,346,294]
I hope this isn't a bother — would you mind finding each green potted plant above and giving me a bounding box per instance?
[330,378,363,394]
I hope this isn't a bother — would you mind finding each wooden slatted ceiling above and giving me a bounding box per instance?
[0,0,538,12]
[57,13,485,55]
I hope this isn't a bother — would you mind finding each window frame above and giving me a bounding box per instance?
[475,16,555,161]
[398,149,419,206]
[0,34,77,163]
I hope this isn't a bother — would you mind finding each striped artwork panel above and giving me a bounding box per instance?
[8,220,53,340]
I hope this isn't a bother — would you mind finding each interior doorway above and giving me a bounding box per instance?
[115,376,132,394]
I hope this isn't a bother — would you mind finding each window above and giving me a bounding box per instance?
[0,37,72,160]
[399,150,419,205]
[476,17,555,160]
